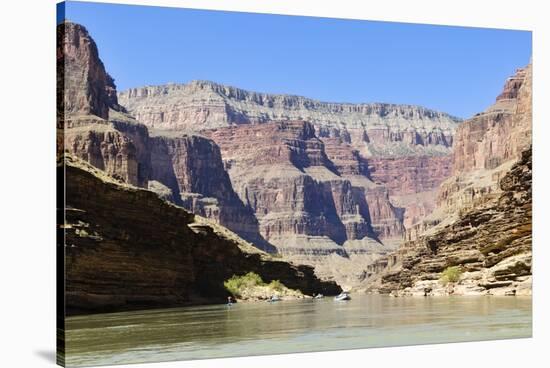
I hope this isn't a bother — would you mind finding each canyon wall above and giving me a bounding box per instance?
[64,20,527,291]
[366,147,532,296]
[116,70,467,288]
[363,64,532,295]
[118,80,461,136]
[407,64,533,240]
[58,21,123,120]
[58,21,266,247]
[62,156,340,314]
[148,134,268,249]
[118,79,462,263]
[119,83,459,227]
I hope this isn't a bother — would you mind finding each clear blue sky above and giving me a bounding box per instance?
[59,1,532,119]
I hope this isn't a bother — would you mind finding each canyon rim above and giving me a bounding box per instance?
[57,2,533,367]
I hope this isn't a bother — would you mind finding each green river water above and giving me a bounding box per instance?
[65,294,532,366]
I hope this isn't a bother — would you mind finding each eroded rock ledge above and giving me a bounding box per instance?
[61,156,341,315]
[364,147,532,296]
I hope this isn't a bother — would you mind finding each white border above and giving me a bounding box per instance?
[0,1,548,368]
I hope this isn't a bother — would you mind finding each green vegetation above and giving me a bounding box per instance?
[439,266,463,285]
[223,272,287,298]
[268,280,284,292]
[224,272,265,297]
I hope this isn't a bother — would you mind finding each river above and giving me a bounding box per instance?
[65,295,532,366]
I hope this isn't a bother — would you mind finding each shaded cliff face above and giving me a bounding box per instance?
[149,134,268,249]
[62,157,340,314]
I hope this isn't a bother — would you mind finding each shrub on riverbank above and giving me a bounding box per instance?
[224,272,264,297]
[439,266,463,285]
[223,272,303,300]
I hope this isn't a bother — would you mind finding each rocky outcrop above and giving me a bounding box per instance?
[363,64,532,296]
[452,65,531,180]
[405,64,532,240]
[149,134,268,249]
[57,21,123,120]
[61,156,341,314]
[366,147,531,296]
[58,21,149,188]
[58,21,267,247]
[63,115,152,188]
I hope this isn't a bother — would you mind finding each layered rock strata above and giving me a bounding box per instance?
[119,80,462,246]
[58,21,266,247]
[203,121,403,249]
[366,148,532,296]
[61,156,341,314]
[149,134,267,249]
[58,21,123,120]
[363,64,532,295]
[408,64,532,239]
[118,81,461,139]
[202,120,406,287]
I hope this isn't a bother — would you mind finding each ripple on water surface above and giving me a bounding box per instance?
[65,295,532,366]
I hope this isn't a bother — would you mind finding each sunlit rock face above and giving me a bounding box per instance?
[117,77,464,287]
[407,64,533,239]
[362,64,532,297]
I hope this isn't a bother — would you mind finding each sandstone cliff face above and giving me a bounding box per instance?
[367,155,453,229]
[119,81,460,136]
[201,120,406,288]
[62,157,340,314]
[58,21,148,188]
[116,72,463,286]
[204,121,373,248]
[58,22,265,248]
[149,134,267,249]
[119,82,459,183]
[118,79,460,246]
[363,64,532,295]
[451,65,531,179]
[366,148,532,296]
[57,21,123,120]
[409,64,533,238]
